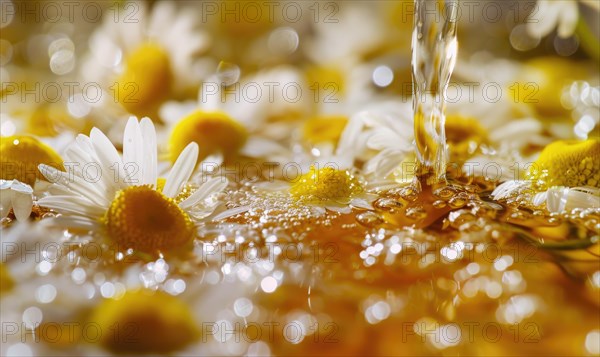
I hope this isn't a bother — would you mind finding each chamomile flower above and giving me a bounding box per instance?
[348,101,414,179]
[526,0,584,39]
[89,289,200,354]
[337,94,545,186]
[0,134,64,186]
[80,1,211,118]
[0,179,33,221]
[492,139,600,213]
[291,114,359,173]
[37,117,228,255]
[532,186,600,213]
[256,165,376,215]
[161,66,309,164]
[305,2,386,64]
[291,165,373,213]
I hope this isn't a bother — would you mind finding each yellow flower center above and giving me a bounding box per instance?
[291,166,362,202]
[26,105,60,136]
[527,139,600,189]
[302,115,348,145]
[0,263,13,295]
[169,110,248,164]
[515,57,589,116]
[103,186,195,254]
[445,114,488,160]
[90,290,199,354]
[219,1,272,37]
[0,135,63,186]
[115,43,172,117]
[305,66,346,98]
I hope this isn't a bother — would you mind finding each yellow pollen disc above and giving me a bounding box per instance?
[302,115,348,145]
[444,114,488,160]
[219,0,272,36]
[515,57,589,116]
[90,290,199,354]
[26,105,59,136]
[0,135,64,186]
[156,177,167,192]
[104,186,195,254]
[115,42,172,117]
[527,139,600,189]
[169,110,248,164]
[305,66,346,97]
[291,166,363,202]
[0,263,14,295]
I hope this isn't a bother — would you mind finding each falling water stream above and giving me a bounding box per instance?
[411,0,459,184]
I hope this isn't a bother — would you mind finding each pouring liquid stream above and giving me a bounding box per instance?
[412,0,459,186]
[374,0,461,228]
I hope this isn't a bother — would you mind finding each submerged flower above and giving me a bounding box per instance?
[0,179,33,222]
[255,165,375,215]
[291,165,363,203]
[37,117,227,255]
[89,289,200,354]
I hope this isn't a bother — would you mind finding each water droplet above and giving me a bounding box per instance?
[396,186,418,202]
[448,194,467,208]
[433,200,446,208]
[356,211,384,227]
[406,206,427,220]
[433,186,457,200]
[373,198,404,213]
[216,61,241,86]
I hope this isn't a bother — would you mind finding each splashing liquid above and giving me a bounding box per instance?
[411,0,459,184]
[370,0,460,229]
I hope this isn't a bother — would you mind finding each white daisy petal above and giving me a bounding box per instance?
[311,206,327,216]
[255,180,291,192]
[565,187,600,211]
[350,198,374,210]
[545,186,600,213]
[90,127,127,190]
[163,142,199,198]
[241,137,290,158]
[37,196,105,217]
[9,180,34,195]
[532,191,548,207]
[11,189,33,221]
[38,164,109,205]
[212,205,251,221]
[140,117,158,186]
[336,112,364,156]
[43,216,99,230]
[179,177,228,210]
[122,116,144,185]
[492,180,530,201]
[546,187,569,213]
[0,185,13,218]
[326,204,352,214]
[63,144,96,174]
